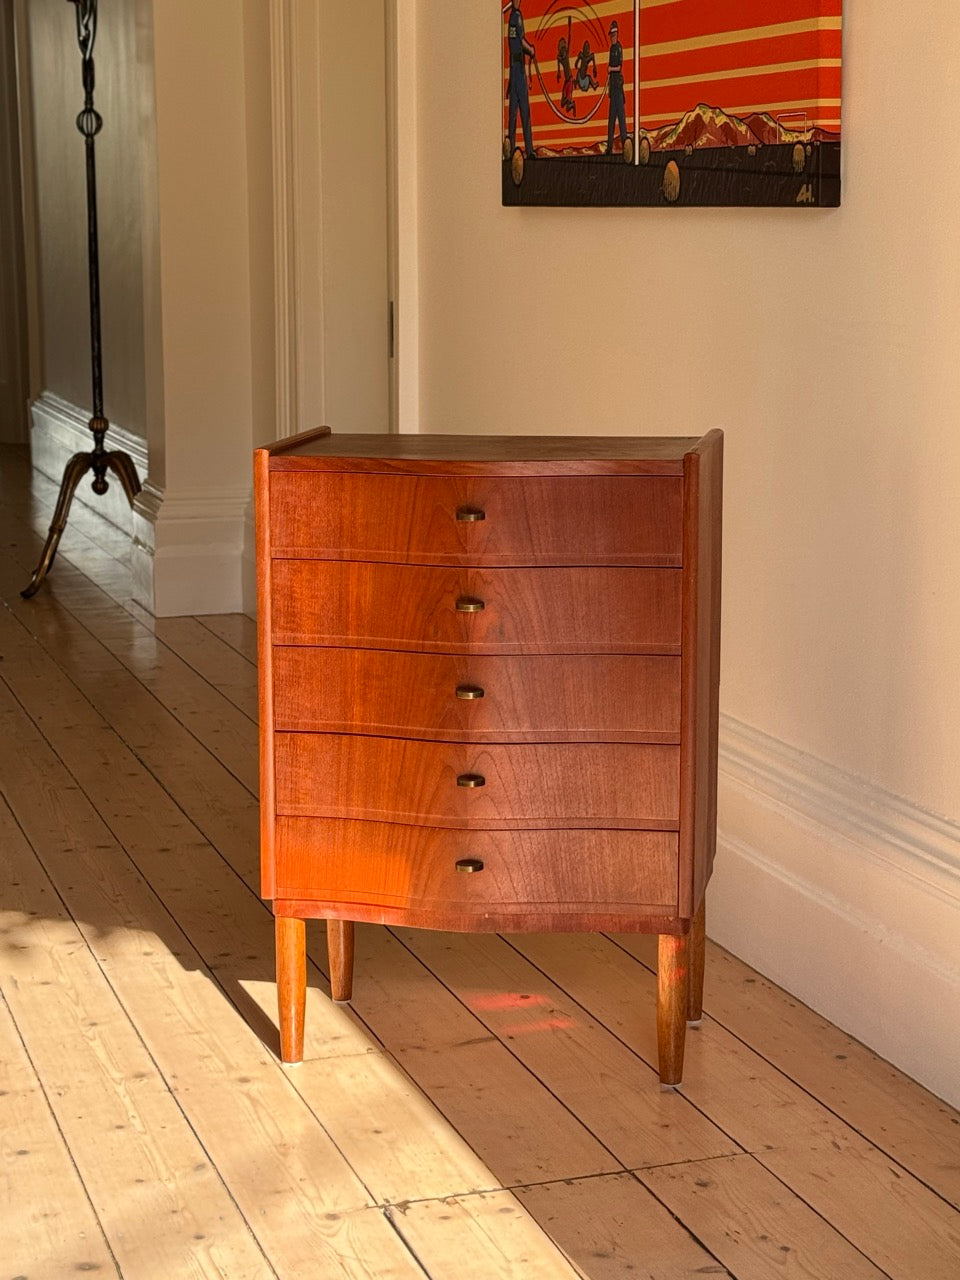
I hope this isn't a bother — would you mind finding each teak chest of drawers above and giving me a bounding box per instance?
[255,428,722,1086]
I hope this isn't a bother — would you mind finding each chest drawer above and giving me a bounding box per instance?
[269,472,682,566]
[272,649,681,743]
[274,818,679,918]
[270,561,682,654]
[275,734,679,829]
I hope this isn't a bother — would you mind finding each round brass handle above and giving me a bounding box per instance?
[455,858,484,873]
[457,773,486,788]
[455,685,485,700]
[455,596,485,613]
[456,507,485,522]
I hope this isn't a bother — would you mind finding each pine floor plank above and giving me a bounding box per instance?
[758,1132,960,1280]
[0,797,272,1279]
[615,931,960,1210]
[512,931,818,1150]
[316,923,623,1188]
[56,583,259,792]
[0,683,426,1279]
[403,928,948,1277]
[152,615,259,721]
[16,483,259,689]
[389,1190,584,1280]
[0,991,120,1280]
[514,1173,733,1280]
[292,1048,504,1204]
[0,526,262,871]
[0,558,264,890]
[396,927,740,1169]
[512,931,960,1278]
[195,613,259,664]
[637,1154,886,1280]
[0,514,257,797]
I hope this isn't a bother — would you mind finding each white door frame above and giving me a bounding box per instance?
[269,0,419,438]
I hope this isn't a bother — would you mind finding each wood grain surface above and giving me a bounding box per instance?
[274,734,680,829]
[276,915,306,1061]
[259,432,716,1086]
[269,472,682,565]
[270,560,682,654]
[259,429,698,473]
[255,445,277,897]
[679,428,723,917]
[272,649,681,743]
[274,818,679,925]
[638,1153,888,1280]
[657,931,690,1086]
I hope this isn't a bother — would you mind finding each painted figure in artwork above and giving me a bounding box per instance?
[557,36,576,116]
[606,19,627,155]
[575,40,598,93]
[506,0,536,155]
[502,0,842,208]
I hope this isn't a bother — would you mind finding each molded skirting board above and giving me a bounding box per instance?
[712,714,960,1108]
[132,481,254,617]
[29,391,148,533]
[30,393,252,616]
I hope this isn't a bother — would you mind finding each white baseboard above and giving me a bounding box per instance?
[132,481,253,617]
[29,392,148,534]
[29,392,251,616]
[712,714,960,1108]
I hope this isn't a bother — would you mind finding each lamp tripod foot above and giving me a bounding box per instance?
[21,446,141,598]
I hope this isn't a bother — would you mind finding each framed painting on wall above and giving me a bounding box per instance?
[502,0,841,207]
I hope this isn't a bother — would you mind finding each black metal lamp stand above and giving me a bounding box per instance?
[22,0,141,599]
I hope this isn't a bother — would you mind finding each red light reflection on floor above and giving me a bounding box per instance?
[463,992,576,1034]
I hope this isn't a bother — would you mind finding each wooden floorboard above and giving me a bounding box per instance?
[0,986,121,1280]
[0,792,275,1280]
[1,444,959,1279]
[614,931,960,1211]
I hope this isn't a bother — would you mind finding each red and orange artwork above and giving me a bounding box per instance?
[502,0,842,207]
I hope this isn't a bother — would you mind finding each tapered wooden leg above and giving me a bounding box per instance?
[328,919,355,1002]
[657,931,689,1087]
[276,916,306,1063]
[688,898,706,1025]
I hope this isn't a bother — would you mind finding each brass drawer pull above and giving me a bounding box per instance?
[455,684,484,700]
[457,773,486,788]
[455,858,484,873]
[455,596,485,613]
[456,507,485,522]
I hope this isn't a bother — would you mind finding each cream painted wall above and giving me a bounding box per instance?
[414,0,960,825]
[25,0,146,439]
[130,0,275,615]
[318,0,391,433]
[243,0,277,455]
[149,0,259,498]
